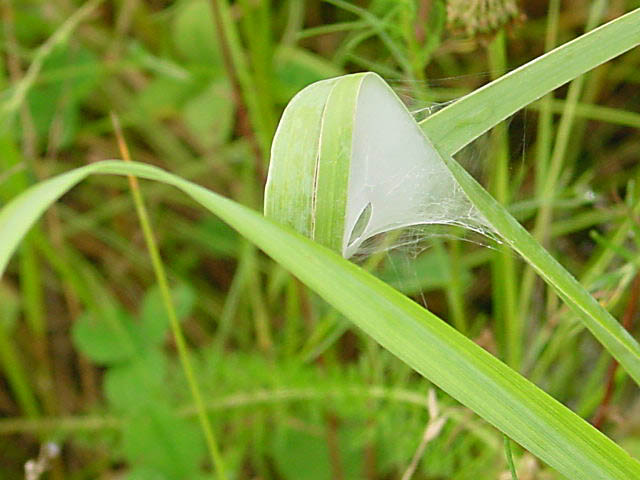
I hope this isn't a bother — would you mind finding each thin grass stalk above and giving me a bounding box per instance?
[592,273,640,428]
[534,0,561,185]
[445,239,468,334]
[281,275,299,356]
[487,30,520,369]
[238,0,277,138]
[325,0,414,78]
[240,161,273,354]
[518,0,608,367]
[213,241,253,352]
[247,247,273,354]
[0,0,104,131]
[529,98,640,129]
[525,192,640,380]
[522,0,561,367]
[582,199,640,287]
[1,3,57,420]
[0,324,40,418]
[420,6,640,155]
[111,118,227,480]
[209,0,273,160]
[504,435,519,480]
[18,234,58,410]
[2,160,640,478]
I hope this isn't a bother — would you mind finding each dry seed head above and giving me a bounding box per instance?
[447,0,521,36]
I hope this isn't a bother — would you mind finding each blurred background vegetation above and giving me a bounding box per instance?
[1,0,640,478]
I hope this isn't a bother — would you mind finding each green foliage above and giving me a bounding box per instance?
[72,308,138,364]
[140,283,196,344]
[272,424,364,480]
[72,283,201,477]
[379,247,471,295]
[104,349,167,411]
[1,1,640,479]
[26,45,101,150]
[172,0,223,69]
[0,284,19,332]
[122,404,205,480]
[3,159,640,479]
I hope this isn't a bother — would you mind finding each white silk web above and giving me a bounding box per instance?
[343,75,496,258]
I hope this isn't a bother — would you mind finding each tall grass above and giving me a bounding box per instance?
[1,2,640,479]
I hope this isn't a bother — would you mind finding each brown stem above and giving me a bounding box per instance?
[325,411,345,480]
[363,417,377,479]
[414,0,431,45]
[315,349,344,480]
[592,273,640,429]
[209,0,265,183]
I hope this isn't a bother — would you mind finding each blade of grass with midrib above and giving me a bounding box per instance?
[420,7,640,156]
[1,160,640,479]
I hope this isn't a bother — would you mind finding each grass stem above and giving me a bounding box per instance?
[487,30,520,369]
[111,114,227,479]
[503,435,519,480]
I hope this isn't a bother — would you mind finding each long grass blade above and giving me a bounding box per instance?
[420,7,640,155]
[1,160,639,479]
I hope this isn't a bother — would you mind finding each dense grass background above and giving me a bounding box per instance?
[1,0,639,478]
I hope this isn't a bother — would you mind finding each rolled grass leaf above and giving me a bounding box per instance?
[266,73,490,257]
[2,8,639,478]
[1,160,640,479]
[264,71,640,387]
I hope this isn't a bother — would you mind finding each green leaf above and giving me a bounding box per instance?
[183,81,234,148]
[126,467,169,480]
[439,150,640,387]
[140,283,196,346]
[1,160,639,479]
[122,403,205,478]
[266,72,489,258]
[172,0,222,70]
[27,45,100,150]
[379,248,469,295]
[72,308,138,365]
[264,77,336,240]
[273,425,363,480]
[104,348,168,412]
[266,70,640,388]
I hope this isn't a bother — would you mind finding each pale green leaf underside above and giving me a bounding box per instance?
[1,161,639,479]
[265,72,490,257]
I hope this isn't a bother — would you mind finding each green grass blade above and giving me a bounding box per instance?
[420,7,640,155]
[439,152,640,386]
[1,160,640,479]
